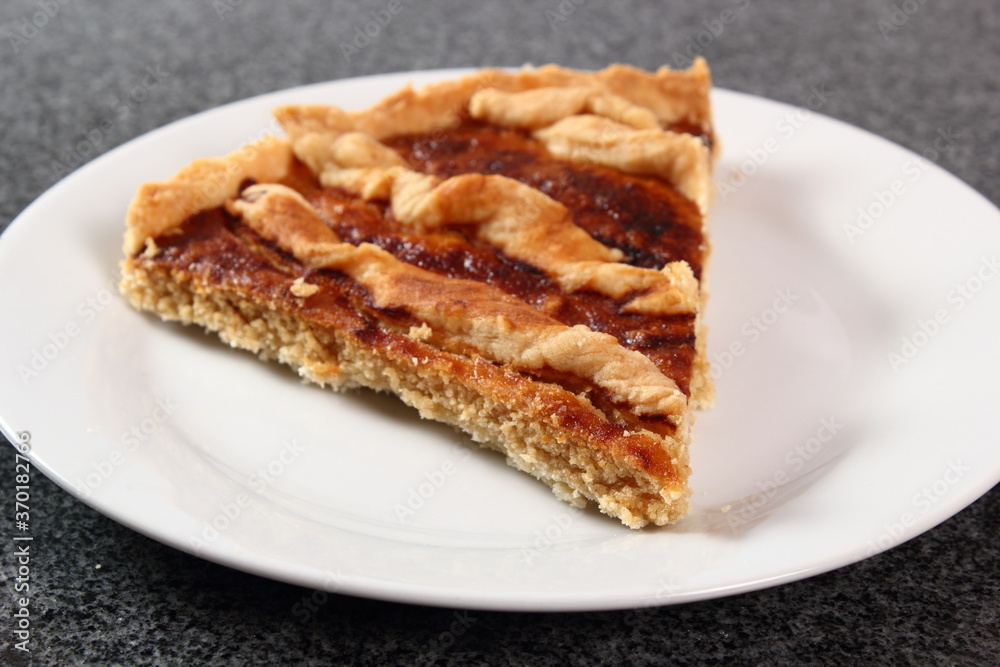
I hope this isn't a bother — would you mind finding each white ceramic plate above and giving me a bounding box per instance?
[2,70,999,612]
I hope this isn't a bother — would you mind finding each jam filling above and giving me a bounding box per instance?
[294,187,696,396]
[275,143,701,394]
[384,121,705,276]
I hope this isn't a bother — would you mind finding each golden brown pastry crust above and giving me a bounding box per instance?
[277,61,714,214]
[120,62,715,527]
[279,63,714,406]
[316,165,698,318]
[274,60,713,142]
[228,183,688,420]
[122,136,292,256]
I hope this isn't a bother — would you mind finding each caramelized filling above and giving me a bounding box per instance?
[664,120,714,152]
[290,187,696,395]
[384,121,705,276]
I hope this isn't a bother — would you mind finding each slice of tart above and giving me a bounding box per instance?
[120,61,715,528]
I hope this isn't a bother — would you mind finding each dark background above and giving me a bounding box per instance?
[1,1,998,664]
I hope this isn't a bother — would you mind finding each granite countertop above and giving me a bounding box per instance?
[1,1,998,664]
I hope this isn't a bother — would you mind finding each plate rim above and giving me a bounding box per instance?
[2,69,999,612]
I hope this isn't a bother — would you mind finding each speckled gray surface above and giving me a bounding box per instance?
[1,1,998,664]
